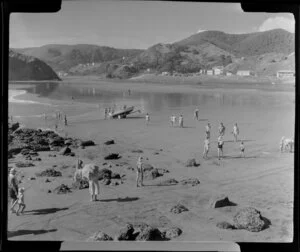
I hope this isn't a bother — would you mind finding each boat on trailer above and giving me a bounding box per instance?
[109,106,135,119]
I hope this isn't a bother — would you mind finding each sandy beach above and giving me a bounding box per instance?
[7,79,294,242]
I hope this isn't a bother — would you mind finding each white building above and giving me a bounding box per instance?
[226,72,232,76]
[237,70,251,76]
[207,70,213,75]
[276,70,295,78]
[213,68,223,75]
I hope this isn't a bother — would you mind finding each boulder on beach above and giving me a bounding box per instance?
[111,173,121,179]
[216,221,236,230]
[36,168,62,177]
[117,224,135,241]
[233,207,270,232]
[15,162,35,168]
[80,140,95,147]
[209,195,236,208]
[53,184,72,194]
[157,178,179,186]
[135,225,164,241]
[59,146,71,155]
[104,140,115,145]
[180,178,200,186]
[170,204,189,214]
[104,153,120,160]
[185,158,199,167]
[87,231,113,241]
[163,227,183,239]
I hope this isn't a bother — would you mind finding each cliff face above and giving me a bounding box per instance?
[9,50,61,81]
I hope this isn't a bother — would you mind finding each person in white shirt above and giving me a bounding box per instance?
[205,123,211,139]
[179,115,184,128]
[233,123,239,142]
[203,137,210,159]
[136,156,144,187]
[16,187,26,215]
[145,113,150,125]
[218,122,225,137]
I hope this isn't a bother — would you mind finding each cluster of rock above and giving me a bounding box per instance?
[170,204,189,214]
[185,158,200,167]
[72,177,89,189]
[104,153,121,160]
[180,178,200,186]
[53,184,72,194]
[15,161,35,168]
[87,223,183,242]
[36,168,62,177]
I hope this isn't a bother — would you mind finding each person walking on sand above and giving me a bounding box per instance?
[217,136,224,160]
[218,122,225,137]
[64,114,68,126]
[136,156,144,187]
[16,187,26,215]
[179,115,184,128]
[203,137,210,159]
[233,123,239,142]
[194,108,199,121]
[240,141,245,158]
[145,113,150,125]
[8,168,19,213]
[104,108,108,119]
[205,122,211,139]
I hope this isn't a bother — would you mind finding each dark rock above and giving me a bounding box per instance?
[131,149,143,153]
[80,140,95,147]
[49,137,65,147]
[10,122,20,131]
[21,148,31,156]
[117,224,135,241]
[48,190,52,193]
[102,162,107,165]
[104,153,120,160]
[72,177,89,190]
[157,178,179,186]
[111,173,121,179]
[36,168,62,177]
[98,168,112,180]
[216,222,236,230]
[87,231,113,241]
[185,158,199,167]
[159,149,163,151]
[209,195,236,208]
[29,177,36,180]
[34,158,42,161]
[153,152,159,155]
[180,178,200,186]
[68,152,75,157]
[102,178,111,185]
[45,178,51,183]
[15,162,35,168]
[163,227,182,239]
[25,156,32,161]
[233,207,270,232]
[64,139,73,146]
[135,225,164,241]
[170,204,189,214]
[29,151,38,156]
[104,140,115,145]
[60,146,71,155]
[126,166,135,171]
[53,184,72,194]
[49,154,56,157]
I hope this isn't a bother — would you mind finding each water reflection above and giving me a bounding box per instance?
[9,82,290,113]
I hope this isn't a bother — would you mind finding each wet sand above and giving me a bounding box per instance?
[8,80,294,242]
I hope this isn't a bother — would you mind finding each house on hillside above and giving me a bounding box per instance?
[207,70,213,75]
[276,70,295,78]
[237,70,251,76]
[161,71,169,76]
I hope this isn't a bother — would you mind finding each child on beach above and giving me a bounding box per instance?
[16,187,26,215]
[217,136,224,160]
[136,156,144,187]
[240,141,245,158]
[218,122,225,137]
[205,123,211,139]
[233,123,239,142]
[179,115,183,128]
[145,113,150,125]
[203,137,210,159]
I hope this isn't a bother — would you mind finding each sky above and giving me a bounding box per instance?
[10,0,295,49]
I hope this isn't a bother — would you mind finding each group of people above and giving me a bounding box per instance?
[169,114,184,128]
[203,122,245,160]
[8,168,26,215]
[104,106,116,119]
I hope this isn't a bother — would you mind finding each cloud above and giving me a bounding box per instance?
[258,16,295,33]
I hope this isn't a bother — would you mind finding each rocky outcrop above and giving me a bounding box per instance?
[135,224,164,241]
[170,204,189,214]
[233,207,270,232]
[104,140,115,145]
[36,168,62,177]
[80,140,95,147]
[9,49,60,81]
[87,231,113,241]
[104,153,120,160]
[116,224,135,241]
[72,177,89,190]
[209,195,236,208]
[162,227,183,239]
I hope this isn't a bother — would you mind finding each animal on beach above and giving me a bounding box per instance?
[280,136,294,152]
[74,159,101,201]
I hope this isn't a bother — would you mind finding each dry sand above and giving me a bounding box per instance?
[7,79,294,242]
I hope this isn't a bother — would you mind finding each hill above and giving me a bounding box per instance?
[9,50,61,81]
[14,44,143,72]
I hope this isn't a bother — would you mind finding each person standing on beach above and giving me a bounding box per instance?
[8,168,19,213]
[64,114,68,126]
[240,141,245,158]
[203,137,210,159]
[218,122,225,137]
[233,123,239,142]
[104,108,108,119]
[136,156,144,187]
[179,115,184,128]
[16,187,26,215]
[194,108,199,121]
[145,113,150,125]
[205,123,211,139]
[217,136,224,160]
